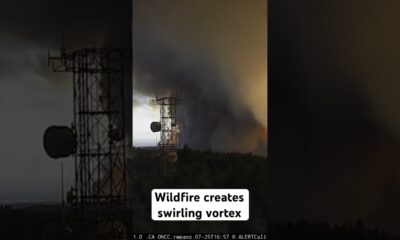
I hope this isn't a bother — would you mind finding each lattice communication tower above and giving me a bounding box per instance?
[48,47,132,239]
[152,96,181,149]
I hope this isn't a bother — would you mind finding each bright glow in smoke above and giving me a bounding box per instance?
[132,93,159,147]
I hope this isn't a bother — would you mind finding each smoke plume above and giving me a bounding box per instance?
[0,0,131,202]
[268,0,400,233]
[132,30,267,155]
[132,0,268,155]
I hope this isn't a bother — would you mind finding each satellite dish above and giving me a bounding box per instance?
[43,126,76,159]
[109,128,123,141]
[150,122,161,132]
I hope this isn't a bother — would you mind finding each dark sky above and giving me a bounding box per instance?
[268,0,400,234]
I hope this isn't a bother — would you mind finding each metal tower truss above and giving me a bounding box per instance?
[49,48,132,239]
[153,96,181,149]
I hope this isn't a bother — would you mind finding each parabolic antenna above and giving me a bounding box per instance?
[109,128,123,141]
[43,126,76,159]
[150,121,161,132]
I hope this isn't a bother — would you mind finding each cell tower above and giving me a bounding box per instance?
[152,96,181,149]
[48,47,132,239]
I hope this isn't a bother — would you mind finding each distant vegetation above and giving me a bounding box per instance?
[1,149,399,239]
[129,147,268,233]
